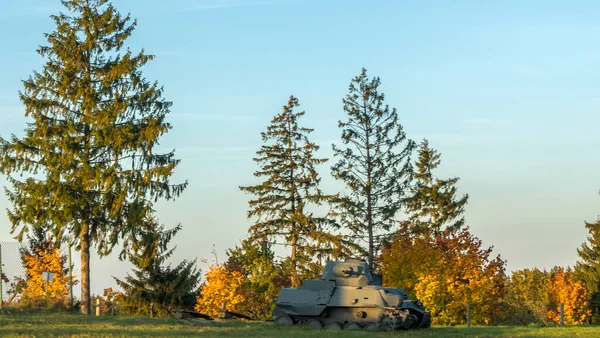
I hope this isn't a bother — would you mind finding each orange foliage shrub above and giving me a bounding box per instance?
[546,267,591,325]
[99,287,124,315]
[195,264,246,316]
[21,246,72,303]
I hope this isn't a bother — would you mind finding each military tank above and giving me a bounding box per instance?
[272,258,431,330]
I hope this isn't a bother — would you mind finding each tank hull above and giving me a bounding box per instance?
[272,259,431,330]
[273,303,430,330]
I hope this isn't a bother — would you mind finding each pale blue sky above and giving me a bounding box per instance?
[1,0,599,294]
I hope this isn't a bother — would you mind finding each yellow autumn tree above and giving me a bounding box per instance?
[413,272,451,323]
[504,268,551,325]
[195,264,246,317]
[381,225,506,326]
[546,267,591,325]
[380,226,443,300]
[225,239,292,320]
[21,245,72,304]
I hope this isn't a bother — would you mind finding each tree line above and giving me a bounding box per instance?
[1,0,599,326]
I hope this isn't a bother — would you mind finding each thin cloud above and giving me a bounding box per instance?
[27,5,57,15]
[0,5,59,19]
[462,118,515,128]
[155,145,255,155]
[177,146,252,153]
[314,139,341,146]
[304,117,339,125]
[508,63,599,79]
[180,0,295,12]
[1,106,25,119]
[510,64,544,78]
[1,52,36,57]
[170,146,255,159]
[154,49,186,57]
[587,98,600,106]
[170,113,256,122]
[411,132,490,147]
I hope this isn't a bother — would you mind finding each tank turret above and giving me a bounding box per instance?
[272,258,431,330]
[320,258,375,286]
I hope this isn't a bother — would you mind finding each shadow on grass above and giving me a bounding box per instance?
[1,312,600,337]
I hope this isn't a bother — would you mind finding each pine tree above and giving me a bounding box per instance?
[20,227,59,263]
[240,96,351,286]
[114,220,201,317]
[403,139,468,235]
[331,68,415,268]
[0,0,186,314]
[575,218,600,314]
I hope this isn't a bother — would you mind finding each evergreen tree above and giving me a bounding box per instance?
[403,139,468,235]
[20,227,60,263]
[575,217,600,314]
[331,68,415,268]
[240,96,351,286]
[0,0,186,314]
[114,219,201,317]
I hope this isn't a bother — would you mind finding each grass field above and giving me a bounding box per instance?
[1,312,600,337]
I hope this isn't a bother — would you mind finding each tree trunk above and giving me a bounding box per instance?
[287,116,299,287]
[367,213,374,269]
[291,233,298,287]
[365,104,373,269]
[80,222,91,315]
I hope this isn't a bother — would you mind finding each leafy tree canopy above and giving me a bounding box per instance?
[17,228,76,308]
[224,239,292,319]
[380,223,506,326]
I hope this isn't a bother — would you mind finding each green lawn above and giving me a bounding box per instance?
[0,312,600,337]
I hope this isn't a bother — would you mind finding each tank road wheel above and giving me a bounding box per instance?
[366,323,380,331]
[419,313,431,328]
[325,322,343,330]
[275,315,293,326]
[404,314,418,329]
[307,319,323,329]
[344,322,362,330]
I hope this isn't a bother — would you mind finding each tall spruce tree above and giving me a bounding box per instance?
[240,96,351,286]
[403,139,468,235]
[0,0,186,314]
[575,217,600,314]
[331,68,415,268]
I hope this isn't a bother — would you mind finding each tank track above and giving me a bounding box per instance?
[273,306,431,330]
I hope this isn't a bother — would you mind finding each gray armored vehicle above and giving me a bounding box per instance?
[273,258,431,330]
